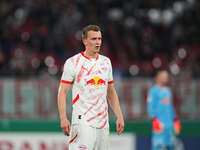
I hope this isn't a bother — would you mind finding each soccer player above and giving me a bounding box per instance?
[57,25,124,150]
[147,69,181,150]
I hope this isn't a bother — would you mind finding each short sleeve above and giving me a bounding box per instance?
[60,58,75,84]
[147,89,157,118]
[108,59,114,84]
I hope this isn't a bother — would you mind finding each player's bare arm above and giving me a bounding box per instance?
[107,83,124,135]
[57,83,72,136]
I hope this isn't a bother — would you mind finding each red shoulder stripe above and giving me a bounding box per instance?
[61,80,73,84]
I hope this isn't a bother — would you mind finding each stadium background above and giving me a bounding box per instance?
[0,0,200,149]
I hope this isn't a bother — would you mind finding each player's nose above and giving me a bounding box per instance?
[96,39,101,45]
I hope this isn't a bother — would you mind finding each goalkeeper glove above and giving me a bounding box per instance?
[152,118,163,133]
[174,119,181,135]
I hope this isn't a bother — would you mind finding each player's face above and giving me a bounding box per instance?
[83,31,102,53]
[158,71,169,85]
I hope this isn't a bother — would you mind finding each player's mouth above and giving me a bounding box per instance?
[96,46,100,49]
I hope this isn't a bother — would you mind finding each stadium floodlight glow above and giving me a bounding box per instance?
[14,8,27,26]
[170,63,180,75]
[48,65,58,75]
[124,17,136,28]
[45,56,55,67]
[15,8,25,20]
[148,9,161,24]
[108,8,123,21]
[173,1,185,15]
[129,65,139,76]
[178,48,187,59]
[152,57,162,68]
[187,0,195,5]
[162,9,174,25]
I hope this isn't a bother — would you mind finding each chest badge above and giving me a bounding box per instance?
[162,98,170,105]
[85,76,106,87]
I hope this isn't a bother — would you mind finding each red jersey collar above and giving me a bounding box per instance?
[81,51,99,60]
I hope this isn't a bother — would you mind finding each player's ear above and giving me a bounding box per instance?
[82,39,87,46]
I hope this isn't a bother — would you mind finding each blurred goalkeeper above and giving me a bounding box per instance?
[147,69,181,150]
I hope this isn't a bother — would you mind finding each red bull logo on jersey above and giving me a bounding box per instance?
[85,76,106,87]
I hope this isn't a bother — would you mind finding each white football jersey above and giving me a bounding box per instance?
[61,51,114,128]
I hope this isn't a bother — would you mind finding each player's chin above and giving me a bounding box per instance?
[95,47,100,52]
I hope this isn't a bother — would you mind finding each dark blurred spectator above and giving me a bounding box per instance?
[0,0,200,78]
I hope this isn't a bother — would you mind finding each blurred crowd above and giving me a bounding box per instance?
[0,0,200,77]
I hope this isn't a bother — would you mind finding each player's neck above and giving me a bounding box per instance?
[84,50,98,59]
[156,83,165,88]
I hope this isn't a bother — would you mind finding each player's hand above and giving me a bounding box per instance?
[152,118,163,133]
[61,119,71,136]
[116,117,124,135]
[174,119,181,135]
